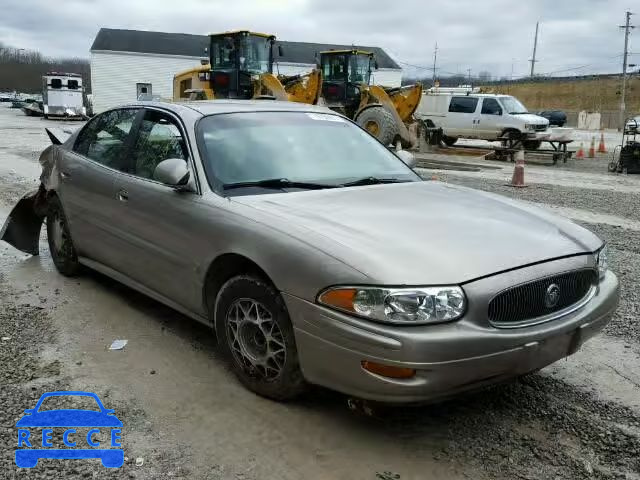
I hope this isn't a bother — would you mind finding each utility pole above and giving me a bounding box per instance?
[467,68,472,85]
[432,42,438,85]
[619,11,635,129]
[529,22,539,77]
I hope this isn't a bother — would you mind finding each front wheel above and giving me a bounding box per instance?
[46,195,81,276]
[442,135,458,146]
[215,275,307,401]
[355,106,399,146]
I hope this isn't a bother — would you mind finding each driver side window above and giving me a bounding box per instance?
[128,110,188,181]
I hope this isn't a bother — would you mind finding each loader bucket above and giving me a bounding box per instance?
[0,190,44,256]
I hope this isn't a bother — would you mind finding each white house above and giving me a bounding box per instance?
[90,28,403,113]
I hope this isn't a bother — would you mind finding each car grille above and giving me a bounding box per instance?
[533,124,547,132]
[488,269,597,327]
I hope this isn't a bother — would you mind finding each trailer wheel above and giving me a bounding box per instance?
[356,107,398,146]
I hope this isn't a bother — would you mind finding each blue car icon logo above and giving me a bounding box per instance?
[15,391,123,468]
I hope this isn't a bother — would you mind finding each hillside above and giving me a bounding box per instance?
[485,76,640,114]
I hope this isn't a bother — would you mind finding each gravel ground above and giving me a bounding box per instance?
[0,280,220,479]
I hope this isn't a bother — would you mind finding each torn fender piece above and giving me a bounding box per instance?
[0,189,45,256]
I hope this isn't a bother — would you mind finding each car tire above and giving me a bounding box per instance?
[442,136,458,146]
[355,106,399,146]
[215,275,307,401]
[46,195,81,276]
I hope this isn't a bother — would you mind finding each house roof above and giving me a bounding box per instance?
[90,28,401,70]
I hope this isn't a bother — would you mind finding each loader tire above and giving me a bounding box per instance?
[356,106,399,146]
[442,136,458,146]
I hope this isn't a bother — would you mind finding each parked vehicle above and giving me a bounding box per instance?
[625,115,640,134]
[2,100,618,404]
[536,110,567,127]
[42,72,86,119]
[417,88,550,150]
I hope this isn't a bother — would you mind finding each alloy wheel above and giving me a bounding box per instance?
[226,298,286,381]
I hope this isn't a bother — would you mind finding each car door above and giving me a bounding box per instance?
[59,108,141,266]
[106,107,202,310]
[446,96,480,138]
[476,98,503,139]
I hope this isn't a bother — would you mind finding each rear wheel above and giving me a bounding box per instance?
[46,195,81,276]
[355,106,399,146]
[215,275,307,401]
[442,136,458,146]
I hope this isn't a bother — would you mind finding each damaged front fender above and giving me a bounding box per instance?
[0,187,48,256]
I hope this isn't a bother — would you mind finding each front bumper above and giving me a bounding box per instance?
[284,258,619,403]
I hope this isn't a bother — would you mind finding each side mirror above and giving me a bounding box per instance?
[396,150,417,168]
[153,158,190,187]
[278,45,284,57]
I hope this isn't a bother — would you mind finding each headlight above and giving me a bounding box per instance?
[317,286,466,325]
[524,124,534,131]
[596,244,609,280]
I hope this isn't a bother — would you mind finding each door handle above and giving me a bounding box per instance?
[116,189,129,202]
[60,171,71,180]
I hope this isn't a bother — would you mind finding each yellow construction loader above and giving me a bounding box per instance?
[173,31,321,104]
[318,49,422,147]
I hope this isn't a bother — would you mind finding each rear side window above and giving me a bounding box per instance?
[50,79,62,89]
[73,109,139,171]
[67,80,79,90]
[449,96,478,114]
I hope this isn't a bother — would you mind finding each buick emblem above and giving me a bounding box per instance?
[544,283,561,308]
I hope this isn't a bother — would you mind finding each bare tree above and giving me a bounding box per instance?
[0,44,91,93]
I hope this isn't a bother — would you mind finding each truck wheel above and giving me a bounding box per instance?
[46,195,81,276]
[215,275,307,401]
[356,106,399,146]
[442,136,458,146]
[523,140,542,150]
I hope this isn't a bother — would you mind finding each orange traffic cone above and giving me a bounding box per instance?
[588,137,596,158]
[576,142,585,159]
[598,132,607,153]
[508,150,527,187]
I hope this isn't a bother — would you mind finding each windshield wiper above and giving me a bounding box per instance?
[223,178,337,191]
[340,177,408,187]
[509,112,529,115]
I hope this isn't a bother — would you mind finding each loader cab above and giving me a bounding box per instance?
[208,31,276,99]
[320,50,375,116]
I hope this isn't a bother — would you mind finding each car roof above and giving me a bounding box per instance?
[122,100,339,117]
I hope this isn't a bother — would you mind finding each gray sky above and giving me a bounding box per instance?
[0,0,636,78]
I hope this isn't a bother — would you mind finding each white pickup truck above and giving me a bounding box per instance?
[416,88,550,150]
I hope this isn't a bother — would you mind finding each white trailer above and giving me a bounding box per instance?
[42,73,86,119]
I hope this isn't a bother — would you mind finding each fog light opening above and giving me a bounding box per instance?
[361,361,416,379]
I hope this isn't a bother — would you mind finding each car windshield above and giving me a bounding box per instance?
[349,54,372,84]
[197,111,419,194]
[500,96,528,114]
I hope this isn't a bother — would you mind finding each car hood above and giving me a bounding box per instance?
[234,182,602,285]
[16,410,122,427]
[512,113,549,125]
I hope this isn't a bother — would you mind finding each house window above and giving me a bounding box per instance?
[67,80,79,90]
[50,79,62,89]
